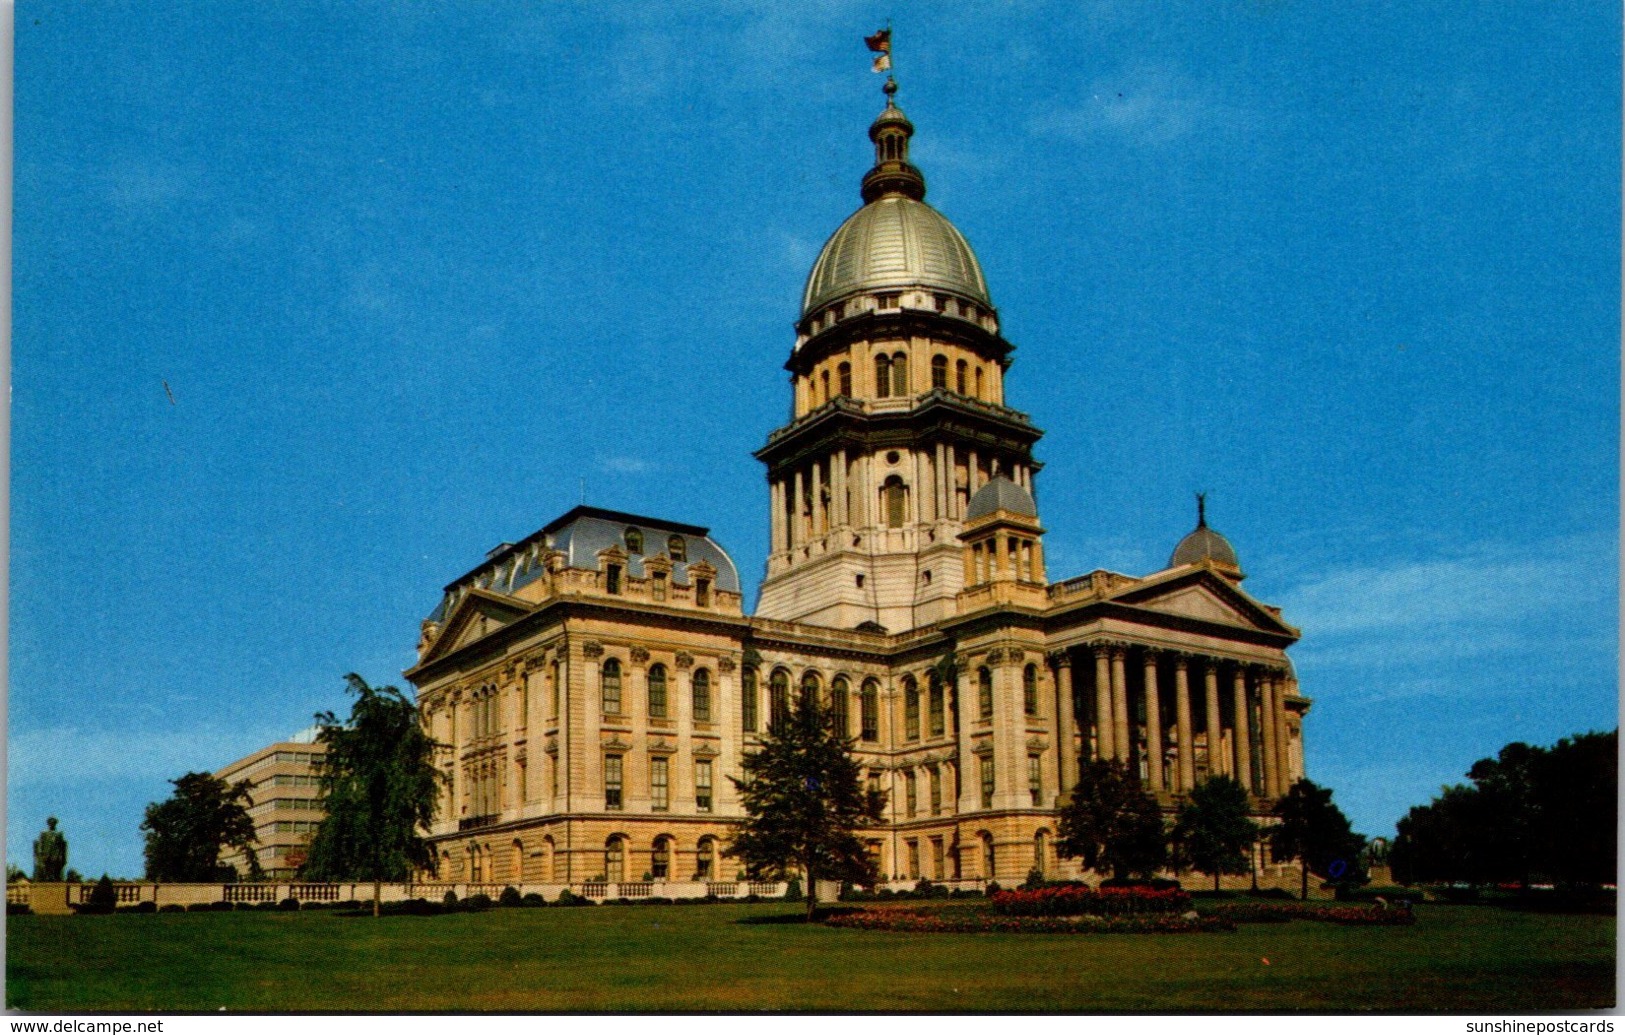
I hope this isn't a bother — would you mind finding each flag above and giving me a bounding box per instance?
[865,28,891,73]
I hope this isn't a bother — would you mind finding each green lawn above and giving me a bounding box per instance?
[6,902,1614,1013]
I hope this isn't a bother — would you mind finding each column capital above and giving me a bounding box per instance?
[1046,648,1072,669]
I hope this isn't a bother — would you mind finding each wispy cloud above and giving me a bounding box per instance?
[598,455,651,475]
[1276,533,1616,697]
[1030,64,1245,147]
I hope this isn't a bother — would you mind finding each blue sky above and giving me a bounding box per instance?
[11,2,1618,878]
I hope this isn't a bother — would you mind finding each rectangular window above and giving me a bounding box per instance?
[929,767,942,815]
[651,571,667,601]
[695,578,711,608]
[905,772,917,817]
[929,685,945,737]
[931,837,945,879]
[695,760,713,813]
[606,564,622,595]
[905,690,920,741]
[980,756,994,808]
[867,770,881,800]
[604,754,623,810]
[1029,754,1043,807]
[861,687,878,741]
[742,669,758,732]
[651,757,669,812]
[906,839,920,879]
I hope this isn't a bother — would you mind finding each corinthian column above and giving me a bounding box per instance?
[1203,663,1223,778]
[1232,667,1253,794]
[1093,646,1113,761]
[1142,650,1164,792]
[1174,655,1195,792]
[1052,650,1079,793]
[1110,646,1130,765]
[1258,668,1281,799]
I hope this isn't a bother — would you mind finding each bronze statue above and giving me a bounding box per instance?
[32,817,67,882]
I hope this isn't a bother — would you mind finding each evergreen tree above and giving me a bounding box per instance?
[726,694,886,920]
[1056,759,1167,881]
[141,772,260,882]
[1172,776,1257,892]
[302,674,446,916]
[1269,778,1362,900]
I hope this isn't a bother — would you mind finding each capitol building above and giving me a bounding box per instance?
[405,81,1309,887]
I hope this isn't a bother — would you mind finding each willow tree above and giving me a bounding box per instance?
[302,674,445,916]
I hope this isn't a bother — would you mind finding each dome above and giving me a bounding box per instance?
[965,476,1037,521]
[801,195,991,317]
[1170,496,1241,572]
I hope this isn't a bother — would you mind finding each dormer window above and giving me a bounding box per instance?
[605,564,622,595]
[695,578,711,608]
[877,292,900,310]
[667,535,687,562]
[624,527,644,554]
[651,570,667,602]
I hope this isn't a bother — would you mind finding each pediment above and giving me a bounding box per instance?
[419,590,533,665]
[1112,571,1296,637]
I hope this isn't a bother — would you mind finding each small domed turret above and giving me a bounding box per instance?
[1171,494,1243,577]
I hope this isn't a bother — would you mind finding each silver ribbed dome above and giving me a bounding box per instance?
[965,477,1037,521]
[801,195,991,317]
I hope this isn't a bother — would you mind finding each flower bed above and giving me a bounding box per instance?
[825,906,1231,935]
[1206,901,1415,926]
[992,884,1192,918]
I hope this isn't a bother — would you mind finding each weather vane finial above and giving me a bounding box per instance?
[1196,491,1208,527]
[865,24,893,83]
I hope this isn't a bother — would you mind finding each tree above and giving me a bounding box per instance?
[1172,776,1257,893]
[301,673,446,917]
[1056,759,1167,881]
[141,772,260,882]
[1269,778,1362,900]
[6,864,24,884]
[726,693,886,920]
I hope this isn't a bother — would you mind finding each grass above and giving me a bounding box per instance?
[6,902,1614,1012]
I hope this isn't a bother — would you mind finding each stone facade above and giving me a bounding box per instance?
[407,83,1310,887]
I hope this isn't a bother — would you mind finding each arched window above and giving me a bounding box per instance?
[601,658,622,715]
[882,476,906,529]
[903,676,920,741]
[1024,664,1039,716]
[696,836,717,879]
[860,679,879,741]
[928,673,945,738]
[978,666,993,719]
[692,668,712,723]
[648,663,668,718]
[820,369,830,404]
[799,670,821,710]
[931,355,948,389]
[624,527,644,554]
[838,362,852,398]
[975,366,984,399]
[667,535,687,562]
[830,676,850,737]
[605,836,626,883]
[1033,830,1049,878]
[769,668,791,731]
[742,667,759,732]
[891,351,908,395]
[875,354,892,398]
[956,359,968,394]
[651,835,673,880]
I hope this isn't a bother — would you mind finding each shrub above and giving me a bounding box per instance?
[1247,887,1294,900]
[186,901,232,912]
[253,900,280,911]
[1021,868,1046,890]
[825,907,1233,935]
[554,889,580,907]
[783,878,802,901]
[278,897,300,911]
[442,890,459,908]
[7,903,32,916]
[498,886,523,908]
[521,892,546,907]
[984,881,1002,897]
[466,893,494,911]
[117,901,158,914]
[158,904,185,913]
